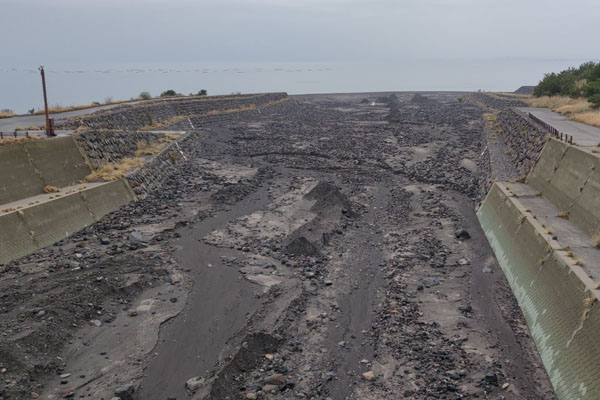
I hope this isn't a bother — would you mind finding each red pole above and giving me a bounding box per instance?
[39,66,54,137]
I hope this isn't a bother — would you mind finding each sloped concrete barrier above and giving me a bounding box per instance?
[0,180,135,264]
[527,139,600,238]
[0,136,91,204]
[478,139,600,399]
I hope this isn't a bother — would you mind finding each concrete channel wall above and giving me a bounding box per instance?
[0,180,135,264]
[527,139,600,238]
[478,138,600,399]
[0,136,91,204]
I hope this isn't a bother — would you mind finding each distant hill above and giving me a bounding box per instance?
[514,86,535,95]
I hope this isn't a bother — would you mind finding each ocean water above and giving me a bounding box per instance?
[0,59,590,113]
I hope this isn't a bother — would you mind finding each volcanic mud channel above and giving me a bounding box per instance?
[0,92,555,400]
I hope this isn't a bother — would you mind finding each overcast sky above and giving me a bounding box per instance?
[1,0,599,111]
[1,0,599,66]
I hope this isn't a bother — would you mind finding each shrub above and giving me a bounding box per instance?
[139,91,152,100]
[160,90,178,97]
[583,80,600,109]
[104,97,113,104]
[534,62,599,98]
[197,89,207,96]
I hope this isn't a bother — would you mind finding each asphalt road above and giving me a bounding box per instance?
[518,107,600,147]
[0,103,122,134]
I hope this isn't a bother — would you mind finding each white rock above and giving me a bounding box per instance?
[185,376,205,391]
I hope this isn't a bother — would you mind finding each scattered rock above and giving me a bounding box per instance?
[422,277,440,287]
[128,231,145,243]
[185,376,205,391]
[264,373,286,385]
[114,383,135,400]
[484,371,498,385]
[262,384,278,392]
[454,228,471,240]
[284,236,320,257]
[362,370,375,381]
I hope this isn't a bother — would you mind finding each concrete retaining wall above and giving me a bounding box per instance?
[0,180,134,265]
[527,139,600,237]
[478,183,600,400]
[0,136,91,204]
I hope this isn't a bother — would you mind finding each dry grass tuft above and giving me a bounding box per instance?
[139,115,187,131]
[571,112,600,128]
[15,125,43,131]
[526,96,588,112]
[583,295,597,306]
[43,185,60,193]
[525,96,600,128]
[134,141,167,157]
[0,110,16,118]
[593,232,600,248]
[32,98,137,116]
[557,211,570,219]
[158,133,181,143]
[85,157,144,182]
[0,136,42,146]
[206,104,256,116]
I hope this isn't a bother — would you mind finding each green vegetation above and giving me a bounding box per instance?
[160,89,180,97]
[139,91,152,100]
[534,61,600,108]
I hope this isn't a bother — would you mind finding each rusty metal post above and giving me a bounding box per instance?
[39,66,55,137]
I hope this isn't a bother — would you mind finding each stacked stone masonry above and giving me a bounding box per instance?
[60,93,288,131]
[496,109,548,175]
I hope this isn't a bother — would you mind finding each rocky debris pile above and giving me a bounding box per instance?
[0,125,269,398]
[0,92,555,399]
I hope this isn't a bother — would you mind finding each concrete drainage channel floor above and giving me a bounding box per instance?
[1,92,561,399]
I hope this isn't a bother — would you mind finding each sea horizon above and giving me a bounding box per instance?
[1,58,596,114]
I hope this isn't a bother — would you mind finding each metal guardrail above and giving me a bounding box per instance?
[0,131,41,140]
[528,112,573,144]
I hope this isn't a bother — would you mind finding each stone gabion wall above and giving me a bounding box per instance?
[126,133,194,196]
[477,127,493,201]
[497,109,548,175]
[60,93,288,131]
[462,92,527,109]
[75,131,168,168]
